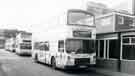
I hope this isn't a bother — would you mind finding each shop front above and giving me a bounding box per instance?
[96,30,135,74]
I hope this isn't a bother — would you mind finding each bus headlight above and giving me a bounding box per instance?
[90,55,96,64]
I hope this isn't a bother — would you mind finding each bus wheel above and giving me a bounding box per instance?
[13,49,15,52]
[51,57,56,69]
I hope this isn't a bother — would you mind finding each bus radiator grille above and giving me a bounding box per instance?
[75,58,90,65]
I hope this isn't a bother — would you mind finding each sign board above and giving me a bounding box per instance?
[73,30,91,37]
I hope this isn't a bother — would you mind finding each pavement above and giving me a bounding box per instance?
[89,67,135,76]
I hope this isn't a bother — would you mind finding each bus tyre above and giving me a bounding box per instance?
[51,57,56,69]
[13,49,16,52]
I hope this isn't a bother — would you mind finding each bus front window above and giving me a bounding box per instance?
[66,39,95,54]
[20,43,32,50]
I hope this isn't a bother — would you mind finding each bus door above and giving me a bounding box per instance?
[58,40,65,65]
[44,42,50,64]
[38,48,45,62]
[38,42,50,63]
[38,43,47,62]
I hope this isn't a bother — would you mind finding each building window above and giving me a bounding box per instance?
[123,38,130,43]
[123,45,135,60]
[129,18,135,27]
[97,40,107,58]
[99,40,104,58]
[97,39,119,59]
[131,38,135,43]
[118,16,124,24]
[105,40,109,58]
[96,40,99,57]
[122,36,135,60]
[109,40,119,59]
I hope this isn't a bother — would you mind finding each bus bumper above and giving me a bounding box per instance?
[64,64,92,69]
[65,58,96,69]
[18,50,31,55]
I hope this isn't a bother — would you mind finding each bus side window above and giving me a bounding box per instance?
[44,42,49,51]
[58,40,64,52]
[39,42,49,51]
[40,45,44,51]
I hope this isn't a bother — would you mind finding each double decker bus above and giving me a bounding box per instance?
[5,38,16,52]
[15,32,32,55]
[32,9,96,69]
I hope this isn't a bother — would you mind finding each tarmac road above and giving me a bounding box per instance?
[0,49,106,76]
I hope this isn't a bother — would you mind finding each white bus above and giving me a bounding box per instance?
[32,9,96,69]
[5,38,16,52]
[15,32,32,55]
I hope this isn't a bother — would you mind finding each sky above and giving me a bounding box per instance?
[0,0,132,38]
